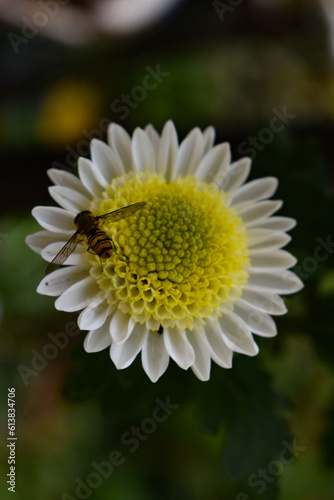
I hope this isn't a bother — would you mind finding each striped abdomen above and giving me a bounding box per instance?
[87,229,113,259]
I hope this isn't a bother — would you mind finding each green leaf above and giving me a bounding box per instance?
[195,356,289,500]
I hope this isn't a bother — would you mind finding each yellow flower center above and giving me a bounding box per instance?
[88,171,250,331]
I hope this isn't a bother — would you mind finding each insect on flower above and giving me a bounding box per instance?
[45,202,146,274]
[26,121,304,382]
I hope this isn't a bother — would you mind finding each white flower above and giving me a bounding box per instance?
[26,121,303,382]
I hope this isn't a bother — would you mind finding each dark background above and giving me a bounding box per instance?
[1,1,334,499]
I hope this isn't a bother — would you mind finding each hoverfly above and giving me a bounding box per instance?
[45,202,146,275]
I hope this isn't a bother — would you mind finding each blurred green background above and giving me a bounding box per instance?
[1,0,334,499]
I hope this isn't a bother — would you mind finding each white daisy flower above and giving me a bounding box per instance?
[26,121,303,382]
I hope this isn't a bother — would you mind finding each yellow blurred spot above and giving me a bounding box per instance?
[36,80,101,147]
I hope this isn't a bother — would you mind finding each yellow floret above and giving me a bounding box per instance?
[88,171,250,331]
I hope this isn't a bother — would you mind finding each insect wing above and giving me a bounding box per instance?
[45,231,80,274]
[97,202,146,223]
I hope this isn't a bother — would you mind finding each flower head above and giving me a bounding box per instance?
[26,121,303,382]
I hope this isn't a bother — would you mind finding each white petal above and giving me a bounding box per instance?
[247,269,304,294]
[145,124,160,172]
[91,138,124,183]
[109,309,136,344]
[195,143,230,184]
[145,124,160,152]
[32,206,75,233]
[37,266,90,296]
[204,322,233,368]
[202,126,215,154]
[141,331,169,382]
[254,217,297,231]
[26,230,72,255]
[110,323,147,369]
[250,250,297,270]
[132,128,155,173]
[232,177,278,205]
[48,186,91,214]
[41,241,87,266]
[233,301,277,337]
[218,311,259,356]
[163,328,195,369]
[240,287,287,315]
[78,157,105,197]
[84,323,112,353]
[247,229,291,250]
[237,200,283,225]
[187,329,211,381]
[55,276,99,312]
[173,127,204,178]
[157,120,178,180]
[78,301,113,331]
[47,168,90,197]
[107,123,133,172]
[219,157,251,193]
